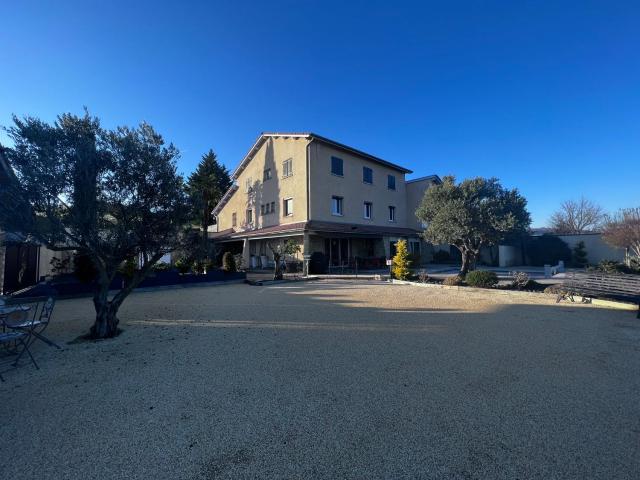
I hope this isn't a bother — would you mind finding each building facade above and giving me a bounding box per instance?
[211,133,440,270]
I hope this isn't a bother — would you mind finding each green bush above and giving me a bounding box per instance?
[222,251,236,273]
[465,270,498,288]
[174,258,190,274]
[443,275,463,286]
[572,241,588,268]
[152,262,171,272]
[590,260,640,274]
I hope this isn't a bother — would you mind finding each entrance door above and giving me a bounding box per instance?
[325,238,350,266]
[3,244,39,294]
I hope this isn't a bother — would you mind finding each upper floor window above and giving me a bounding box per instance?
[245,177,253,192]
[232,212,237,227]
[363,166,373,184]
[283,198,293,216]
[246,209,253,224]
[332,196,344,216]
[364,201,372,219]
[260,204,265,215]
[331,156,344,176]
[283,158,293,178]
[388,205,396,222]
[387,174,396,190]
[263,168,272,181]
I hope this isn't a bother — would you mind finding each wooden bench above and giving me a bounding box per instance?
[558,272,640,318]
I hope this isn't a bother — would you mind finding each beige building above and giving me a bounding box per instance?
[211,133,440,271]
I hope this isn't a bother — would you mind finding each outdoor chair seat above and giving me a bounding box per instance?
[0,331,28,342]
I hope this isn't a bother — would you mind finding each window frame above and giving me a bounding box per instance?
[363,201,372,220]
[331,156,344,177]
[246,208,253,225]
[232,212,237,227]
[388,205,396,222]
[363,166,373,184]
[282,158,293,178]
[283,197,293,217]
[263,168,272,181]
[387,174,396,191]
[331,196,344,216]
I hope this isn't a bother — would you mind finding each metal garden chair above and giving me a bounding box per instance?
[7,297,60,355]
[0,307,39,381]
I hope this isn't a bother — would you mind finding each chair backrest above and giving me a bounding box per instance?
[38,297,56,324]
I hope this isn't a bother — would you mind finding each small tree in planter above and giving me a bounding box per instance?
[268,239,301,280]
[392,239,411,280]
[222,252,236,273]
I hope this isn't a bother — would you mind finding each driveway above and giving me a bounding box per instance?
[1,280,639,479]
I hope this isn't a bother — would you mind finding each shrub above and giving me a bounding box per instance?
[572,241,588,268]
[392,240,412,280]
[174,258,190,274]
[590,259,640,275]
[152,262,171,272]
[509,271,530,290]
[222,252,236,272]
[417,269,429,283]
[465,270,498,288]
[432,250,451,263]
[233,253,244,271]
[525,234,572,266]
[544,284,566,295]
[443,275,464,286]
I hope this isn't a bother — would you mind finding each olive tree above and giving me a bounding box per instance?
[416,176,530,275]
[0,112,190,338]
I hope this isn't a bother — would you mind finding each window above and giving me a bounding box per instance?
[232,212,237,227]
[246,209,253,224]
[331,196,343,216]
[388,205,396,222]
[245,177,253,192]
[364,201,372,219]
[331,156,344,176]
[260,204,265,215]
[283,198,293,216]
[270,201,275,213]
[263,168,272,181]
[409,241,421,256]
[283,158,293,177]
[387,174,396,190]
[363,166,373,184]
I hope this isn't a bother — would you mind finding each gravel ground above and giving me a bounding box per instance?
[1,280,639,479]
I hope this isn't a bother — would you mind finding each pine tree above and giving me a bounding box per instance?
[392,239,412,280]
[572,241,589,268]
[187,150,232,261]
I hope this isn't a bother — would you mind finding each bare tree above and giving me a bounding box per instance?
[549,197,606,234]
[602,207,640,264]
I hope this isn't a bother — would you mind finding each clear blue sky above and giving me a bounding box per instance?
[1,1,638,226]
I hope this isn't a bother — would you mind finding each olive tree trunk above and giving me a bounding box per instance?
[458,245,481,276]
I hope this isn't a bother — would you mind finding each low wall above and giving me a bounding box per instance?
[556,233,625,264]
[12,270,247,298]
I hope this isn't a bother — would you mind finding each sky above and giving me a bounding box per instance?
[1,0,638,227]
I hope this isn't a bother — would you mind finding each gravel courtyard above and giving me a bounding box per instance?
[1,280,639,479]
